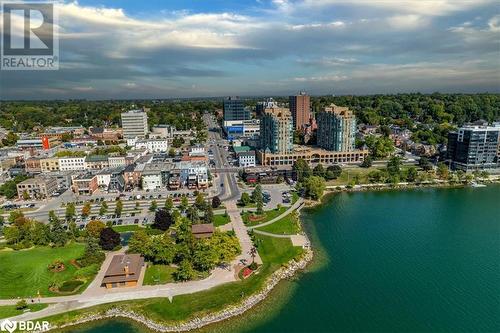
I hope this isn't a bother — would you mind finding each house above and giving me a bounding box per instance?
[16,175,58,200]
[71,173,98,195]
[101,254,145,289]
[191,223,215,239]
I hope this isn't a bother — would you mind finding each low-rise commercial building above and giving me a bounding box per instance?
[71,173,98,195]
[40,157,60,172]
[85,155,109,170]
[16,175,58,200]
[59,157,86,171]
[238,151,256,167]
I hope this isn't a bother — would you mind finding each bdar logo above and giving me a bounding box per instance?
[0,319,17,333]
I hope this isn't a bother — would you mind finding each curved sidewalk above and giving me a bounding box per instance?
[247,198,304,230]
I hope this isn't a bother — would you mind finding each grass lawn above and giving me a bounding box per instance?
[143,265,177,285]
[0,243,89,298]
[214,214,231,227]
[42,234,304,326]
[244,206,288,227]
[112,225,144,232]
[256,213,301,235]
[0,304,48,319]
[326,167,380,186]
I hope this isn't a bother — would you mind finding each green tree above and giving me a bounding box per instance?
[418,157,433,171]
[168,148,176,157]
[360,155,373,168]
[364,135,395,159]
[30,221,51,245]
[293,158,312,182]
[325,165,342,180]
[387,156,402,177]
[313,164,325,178]
[65,202,76,221]
[174,259,195,281]
[128,230,151,255]
[240,192,251,206]
[149,200,158,212]
[252,185,264,215]
[149,234,176,264]
[179,196,189,212]
[115,199,123,217]
[303,176,326,200]
[99,201,108,216]
[164,197,174,211]
[49,211,68,247]
[406,167,418,182]
[436,162,449,180]
[79,237,105,267]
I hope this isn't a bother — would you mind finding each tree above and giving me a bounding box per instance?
[179,196,189,212]
[31,222,51,245]
[195,193,206,210]
[174,259,195,281]
[418,157,433,171]
[436,162,449,180]
[313,164,325,178]
[99,227,121,250]
[149,200,158,212]
[303,176,326,200]
[15,299,27,310]
[186,205,200,224]
[211,196,221,209]
[406,167,418,182]
[360,155,373,168]
[325,165,342,180]
[99,201,108,216]
[205,204,214,224]
[249,246,257,264]
[148,234,176,264]
[252,185,264,215]
[364,135,395,159]
[153,209,174,231]
[115,199,123,217]
[168,148,176,157]
[164,197,174,211]
[65,203,76,221]
[386,156,402,177]
[81,202,91,218]
[79,237,105,267]
[128,230,151,255]
[49,211,68,247]
[86,220,106,238]
[293,158,312,182]
[240,192,251,206]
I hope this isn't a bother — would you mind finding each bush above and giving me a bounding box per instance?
[249,262,258,270]
[16,299,27,310]
[58,280,84,292]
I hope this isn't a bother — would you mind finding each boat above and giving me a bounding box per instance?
[470,181,487,188]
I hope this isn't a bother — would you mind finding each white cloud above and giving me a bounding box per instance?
[386,15,429,30]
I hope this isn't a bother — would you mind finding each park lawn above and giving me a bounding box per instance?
[0,304,48,319]
[112,225,144,232]
[0,243,88,298]
[42,235,304,326]
[143,265,177,285]
[326,166,380,186]
[244,206,288,227]
[256,213,301,235]
[214,214,231,227]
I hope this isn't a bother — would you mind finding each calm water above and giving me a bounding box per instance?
[66,186,500,333]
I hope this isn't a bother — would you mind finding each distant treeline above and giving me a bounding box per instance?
[0,93,498,132]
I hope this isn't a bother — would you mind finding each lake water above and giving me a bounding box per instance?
[64,185,500,333]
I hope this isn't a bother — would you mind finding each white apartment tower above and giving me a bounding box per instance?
[121,109,149,139]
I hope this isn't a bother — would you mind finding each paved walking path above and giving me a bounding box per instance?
[247,199,304,230]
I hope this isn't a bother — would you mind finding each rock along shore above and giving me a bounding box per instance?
[50,245,313,332]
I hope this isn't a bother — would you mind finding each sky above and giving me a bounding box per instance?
[0,0,499,100]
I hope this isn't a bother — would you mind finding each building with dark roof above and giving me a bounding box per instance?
[191,223,214,239]
[101,254,144,289]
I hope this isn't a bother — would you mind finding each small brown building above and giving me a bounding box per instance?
[101,254,144,289]
[191,223,215,239]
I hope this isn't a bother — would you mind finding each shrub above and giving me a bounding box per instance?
[16,299,27,310]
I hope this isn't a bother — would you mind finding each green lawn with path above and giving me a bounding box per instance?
[143,265,177,285]
[0,304,48,319]
[0,243,88,298]
[41,234,304,326]
[244,206,288,227]
[214,214,231,227]
[256,213,301,235]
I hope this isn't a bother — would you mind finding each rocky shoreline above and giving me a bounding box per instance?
[50,246,313,332]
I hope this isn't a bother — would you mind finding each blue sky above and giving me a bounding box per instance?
[1,0,499,99]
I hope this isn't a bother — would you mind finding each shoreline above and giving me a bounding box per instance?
[304,178,500,208]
